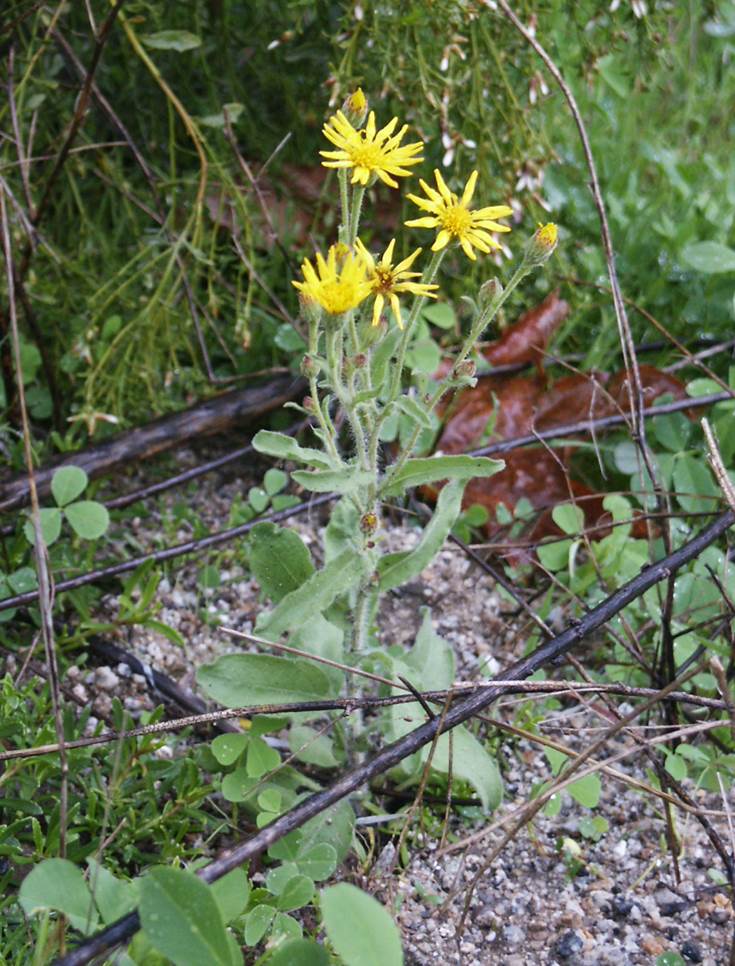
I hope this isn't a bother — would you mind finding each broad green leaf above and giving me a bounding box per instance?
[248,487,269,513]
[406,338,441,374]
[197,654,333,708]
[246,736,281,777]
[369,326,402,391]
[665,752,688,782]
[272,911,302,942]
[290,614,345,691]
[64,500,110,540]
[382,455,504,497]
[537,538,572,572]
[138,867,235,966]
[288,725,340,768]
[323,498,359,563]
[200,103,244,128]
[19,858,98,934]
[141,30,202,52]
[23,507,62,547]
[258,549,369,638]
[681,241,735,274]
[551,503,584,535]
[264,468,288,496]
[211,733,248,766]
[294,843,337,882]
[613,441,639,475]
[277,874,314,911]
[248,523,314,603]
[378,480,465,590]
[266,862,300,896]
[321,884,403,966]
[422,302,456,329]
[396,394,432,429]
[51,465,87,506]
[244,904,276,946]
[423,725,502,812]
[87,859,137,925]
[252,431,331,468]
[221,767,257,803]
[269,802,354,865]
[291,467,373,494]
[404,608,454,691]
[673,456,720,513]
[652,411,690,452]
[211,868,250,923]
[567,773,601,809]
[267,940,329,966]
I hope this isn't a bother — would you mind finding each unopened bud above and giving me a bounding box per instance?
[360,512,379,535]
[523,222,558,268]
[300,354,320,378]
[353,353,367,369]
[342,88,368,126]
[453,359,476,382]
[298,292,322,325]
[478,277,503,308]
[303,395,315,411]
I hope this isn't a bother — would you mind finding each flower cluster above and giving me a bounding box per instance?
[291,90,550,324]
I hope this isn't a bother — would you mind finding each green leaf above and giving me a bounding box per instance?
[211,733,249,766]
[422,302,456,329]
[258,548,369,638]
[141,30,202,52]
[405,608,455,691]
[267,940,329,966]
[294,844,337,882]
[86,859,137,925]
[244,904,276,946]
[264,468,289,496]
[248,523,314,603]
[406,338,441,374]
[252,431,331,468]
[378,480,465,590]
[382,455,504,497]
[138,867,236,966]
[321,884,403,966]
[551,503,584,535]
[665,752,688,782]
[246,736,281,777]
[673,455,720,513]
[7,566,36,594]
[64,501,110,540]
[291,466,373,494]
[277,874,314,912]
[288,725,340,768]
[269,802,354,865]
[422,725,502,812]
[51,465,88,506]
[198,653,333,708]
[537,538,573,572]
[248,487,269,513]
[221,767,257,803]
[396,393,433,429]
[567,773,601,809]
[211,868,250,924]
[19,858,98,934]
[23,507,62,547]
[681,241,735,274]
[369,326,402,391]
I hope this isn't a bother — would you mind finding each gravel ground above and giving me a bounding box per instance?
[74,442,735,964]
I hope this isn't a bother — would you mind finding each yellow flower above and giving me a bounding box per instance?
[292,245,371,317]
[342,88,368,126]
[320,111,424,188]
[355,238,439,328]
[536,222,558,249]
[406,169,512,261]
[523,222,559,267]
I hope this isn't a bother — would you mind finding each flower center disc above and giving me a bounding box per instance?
[441,203,472,236]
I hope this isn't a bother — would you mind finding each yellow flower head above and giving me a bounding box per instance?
[355,238,439,329]
[320,111,424,189]
[536,222,558,249]
[406,169,512,261]
[523,222,559,267]
[293,245,372,317]
[342,88,368,125]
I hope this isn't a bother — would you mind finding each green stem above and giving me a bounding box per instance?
[307,319,341,464]
[338,170,350,245]
[349,184,367,246]
[385,260,531,483]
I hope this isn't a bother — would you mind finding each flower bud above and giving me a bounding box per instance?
[342,88,368,126]
[353,353,367,369]
[453,359,476,382]
[523,222,558,268]
[360,512,379,535]
[300,354,320,378]
[303,395,315,411]
[298,292,322,325]
[478,277,503,308]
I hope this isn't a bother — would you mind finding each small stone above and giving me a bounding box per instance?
[641,936,665,956]
[611,896,634,919]
[553,930,584,959]
[94,666,119,691]
[681,940,703,963]
[502,925,524,946]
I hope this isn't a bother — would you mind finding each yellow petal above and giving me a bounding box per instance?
[459,237,477,260]
[383,238,396,265]
[461,170,479,206]
[393,247,422,274]
[372,293,384,327]
[434,169,453,204]
[390,294,403,328]
[433,229,453,250]
[376,116,399,142]
[405,216,440,228]
[365,111,376,140]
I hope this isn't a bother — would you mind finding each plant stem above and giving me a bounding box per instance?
[349,184,367,245]
[338,170,350,244]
